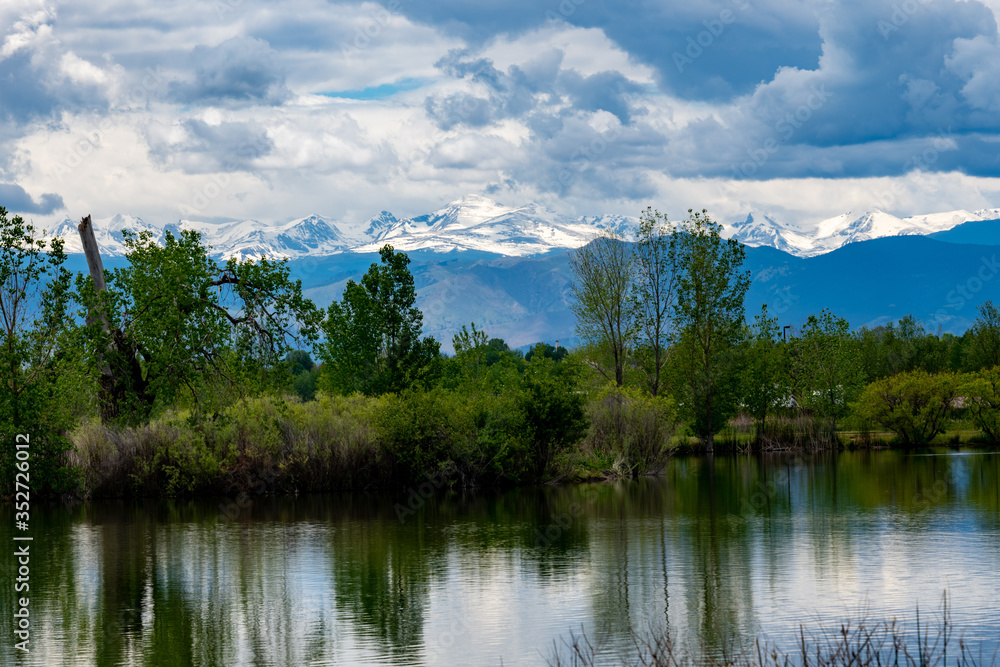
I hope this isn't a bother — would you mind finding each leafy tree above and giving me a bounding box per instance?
[960,367,1000,443]
[0,208,79,495]
[791,309,863,436]
[451,322,489,389]
[632,207,678,396]
[524,342,568,363]
[964,301,1000,371]
[81,228,321,422]
[741,304,786,442]
[855,370,958,446]
[669,209,750,452]
[518,346,588,479]
[320,245,440,395]
[569,230,637,387]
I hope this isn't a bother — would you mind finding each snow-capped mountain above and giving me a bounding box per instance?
[42,214,164,255]
[727,208,1000,257]
[40,196,1000,260]
[351,194,630,256]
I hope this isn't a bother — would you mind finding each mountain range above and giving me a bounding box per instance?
[44,194,1000,350]
[41,194,1000,260]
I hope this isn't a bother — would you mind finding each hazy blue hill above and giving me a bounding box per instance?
[61,236,1000,351]
[928,218,1000,245]
[744,236,1000,333]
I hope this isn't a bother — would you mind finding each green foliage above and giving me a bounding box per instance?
[855,315,954,381]
[518,352,589,479]
[524,342,567,363]
[584,384,676,477]
[964,301,1000,371]
[320,245,440,395]
[740,304,786,440]
[960,366,1000,442]
[79,228,321,423]
[854,369,958,446]
[632,207,678,396]
[570,230,638,387]
[669,209,750,450]
[790,309,863,436]
[0,207,79,496]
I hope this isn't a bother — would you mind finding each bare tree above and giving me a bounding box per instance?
[569,230,638,387]
[633,207,678,396]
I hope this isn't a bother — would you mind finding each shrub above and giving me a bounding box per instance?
[854,370,958,446]
[585,385,677,476]
[960,366,1000,443]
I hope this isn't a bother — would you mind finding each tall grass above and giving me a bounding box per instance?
[547,595,995,667]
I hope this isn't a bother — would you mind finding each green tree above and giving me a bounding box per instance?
[791,309,863,437]
[320,245,440,395]
[854,370,958,446]
[632,207,678,396]
[669,209,750,452]
[0,208,79,495]
[741,304,786,442]
[82,228,321,421]
[960,367,1000,442]
[964,301,1000,371]
[569,230,637,387]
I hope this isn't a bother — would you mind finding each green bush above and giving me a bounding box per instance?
[585,384,677,476]
[854,370,958,446]
[959,366,1000,443]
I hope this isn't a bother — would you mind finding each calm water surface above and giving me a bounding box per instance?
[2,449,999,666]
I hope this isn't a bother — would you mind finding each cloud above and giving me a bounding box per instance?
[168,36,291,106]
[144,118,274,174]
[0,182,64,214]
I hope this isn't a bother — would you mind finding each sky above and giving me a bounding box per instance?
[2,0,1000,232]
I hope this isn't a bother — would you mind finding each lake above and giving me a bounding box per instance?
[2,449,999,666]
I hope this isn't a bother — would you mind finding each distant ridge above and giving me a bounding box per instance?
[38,196,1000,260]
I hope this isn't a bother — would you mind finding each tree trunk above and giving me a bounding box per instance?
[78,215,151,424]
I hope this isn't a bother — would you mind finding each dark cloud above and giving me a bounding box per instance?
[169,36,290,106]
[391,0,823,101]
[0,52,63,124]
[145,119,274,173]
[0,183,65,215]
[425,49,644,130]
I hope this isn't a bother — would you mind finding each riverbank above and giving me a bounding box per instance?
[40,389,996,501]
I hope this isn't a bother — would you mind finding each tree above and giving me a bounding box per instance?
[855,370,958,446]
[81,228,322,422]
[569,230,638,387]
[964,301,1000,371]
[741,304,786,442]
[632,207,678,396]
[960,367,1000,443]
[320,245,440,395]
[669,209,750,452]
[1,208,78,495]
[790,309,863,437]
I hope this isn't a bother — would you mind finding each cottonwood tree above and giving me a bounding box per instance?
[965,301,1000,371]
[632,207,678,396]
[1,208,78,493]
[790,309,863,438]
[741,304,786,443]
[669,209,750,452]
[570,230,637,387]
[80,228,322,422]
[319,245,440,395]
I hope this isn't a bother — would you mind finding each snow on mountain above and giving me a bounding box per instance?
[728,208,995,257]
[40,197,1000,260]
[42,214,163,255]
[351,194,637,257]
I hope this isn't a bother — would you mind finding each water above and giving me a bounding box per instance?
[2,449,999,666]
